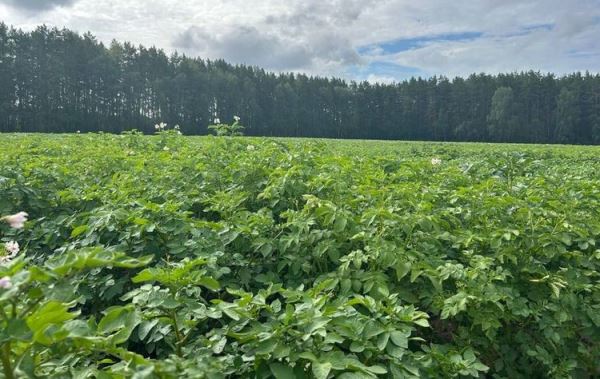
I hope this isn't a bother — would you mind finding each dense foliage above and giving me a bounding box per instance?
[2,24,600,144]
[1,133,600,378]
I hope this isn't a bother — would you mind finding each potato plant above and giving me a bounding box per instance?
[1,133,599,378]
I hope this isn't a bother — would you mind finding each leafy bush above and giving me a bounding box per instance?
[208,117,245,137]
[1,134,600,378]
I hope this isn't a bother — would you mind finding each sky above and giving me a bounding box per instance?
[1,0,600,83]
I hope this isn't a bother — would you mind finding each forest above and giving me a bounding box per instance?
[1,23,600,144]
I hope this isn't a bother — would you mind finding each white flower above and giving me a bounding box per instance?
[214,118,221,124]
[0,276,11,289]
[163,146,170,151]
[2,212,28,229]
[4,241,19,256]
[246,144,255,151]
[233,115,241,122]
[174,125,180,130]
[76,130,81,134]
[431,158,442,166]
[1,241,19,265]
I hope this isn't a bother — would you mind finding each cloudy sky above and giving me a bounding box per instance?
[1,0,599,82]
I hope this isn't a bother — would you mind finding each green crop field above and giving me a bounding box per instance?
[1,133,600,378]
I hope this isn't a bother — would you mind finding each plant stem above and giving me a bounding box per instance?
[18,302,38,318]
[170,311,183,357]
[1,343,15,379]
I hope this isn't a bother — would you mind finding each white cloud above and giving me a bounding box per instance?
[1,0,599,79]
[366,74,397,85]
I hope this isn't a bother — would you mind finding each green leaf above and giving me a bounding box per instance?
[306,317,330,334]
[70,225,88,238]
[64,319,93,338]
[26,301,78,345]
[222,307,240,321]
[390,330,409,348]
[270,363,296,379]
[363,321,385,338]
[0,319,31,342]
[255,338,277,355]
[334,215,347,233]
[98,305,140,344]
[138,319,159,340]
[132,269,154,283]
[376,332,390,350]
[337,373,371,379]
[472,362,489,372]
[350,341,365,353]
[365,365,387,375]
[312,362,332,379]
[198,276,221,291]
[427,274,443,292]
[49,248,152,276]
[212,336,227,354]
[410,269,423,282]
[395,262,411,281]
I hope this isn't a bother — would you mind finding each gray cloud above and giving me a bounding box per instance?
[174,25,312,70]
[2,0,77,11]
[170,0,374,73]
[174,23,363,71]
[265,0,377,30]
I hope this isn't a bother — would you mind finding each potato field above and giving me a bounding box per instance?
[1,133,599,378]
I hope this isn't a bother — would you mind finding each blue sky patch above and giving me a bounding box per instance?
[502,23,555,37]
[522,23,554,32]
[358,31,483,55]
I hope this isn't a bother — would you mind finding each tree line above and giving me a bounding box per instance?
[1,24,600,144]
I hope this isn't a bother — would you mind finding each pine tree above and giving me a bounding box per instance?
[555,87,580,144]
[487,87,517,142]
